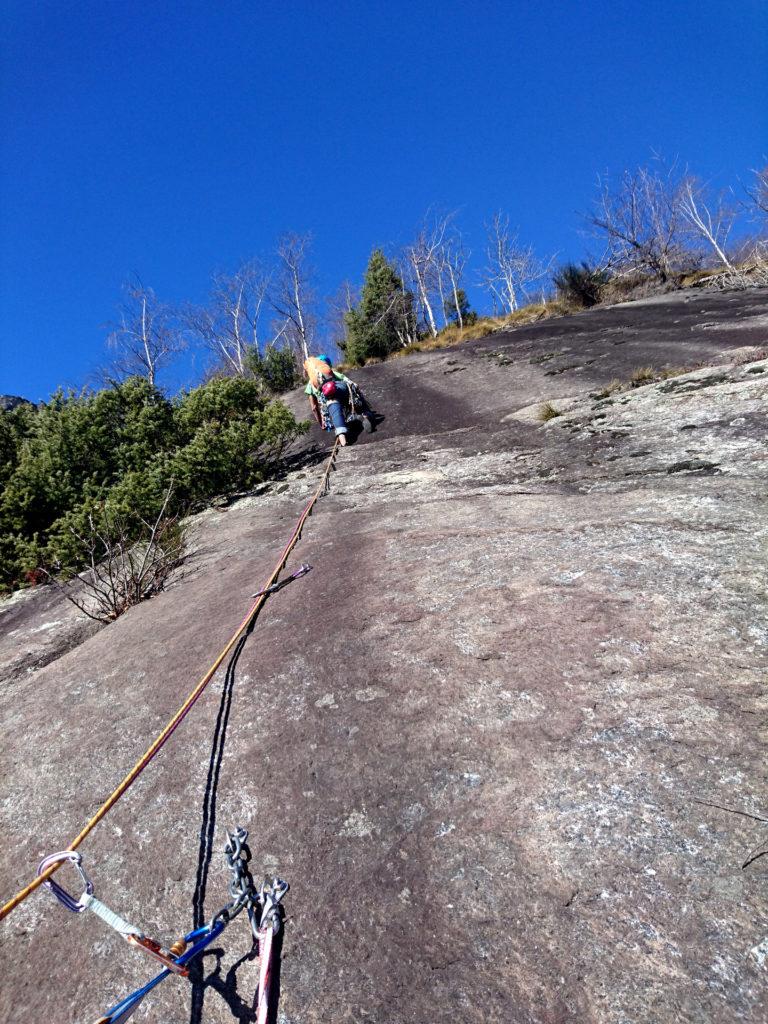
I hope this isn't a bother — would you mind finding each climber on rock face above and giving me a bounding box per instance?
[303,353,373,445]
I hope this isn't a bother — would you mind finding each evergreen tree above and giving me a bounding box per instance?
[244,345,300,394]
[344,250,416,365]
[0,376,306,591]
[443,288,477,326]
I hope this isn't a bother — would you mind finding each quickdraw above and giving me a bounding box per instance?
[38,849,189,975]
[251,562,312,600]
[37,827,288,1024]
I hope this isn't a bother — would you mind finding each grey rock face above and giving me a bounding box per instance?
[1,290,766,1024]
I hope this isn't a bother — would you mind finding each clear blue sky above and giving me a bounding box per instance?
[2,0,766,400]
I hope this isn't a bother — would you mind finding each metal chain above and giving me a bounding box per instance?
[209,827,288,941]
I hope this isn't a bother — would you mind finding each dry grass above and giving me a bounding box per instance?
[592,365,700,401]
[387,300,574,363]
[538,401,562,422]
[630,366,656,386]
[659,365,698,379]
[389,317,501,359]
[500,300,573,326]
[592,378,624,399]
[599,273,672,304]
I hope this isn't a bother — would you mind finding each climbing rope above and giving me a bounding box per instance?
[0,437,340,922]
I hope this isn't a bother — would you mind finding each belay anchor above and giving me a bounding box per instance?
[37,827,288,1024]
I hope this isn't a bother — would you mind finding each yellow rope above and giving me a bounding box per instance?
[0,439,340,922]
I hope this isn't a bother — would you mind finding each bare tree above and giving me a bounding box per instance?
[435,222,470,328]
[746,165,768,219]
[43,484,184,623]
[405,214,452,338]
[271,233,315,360]
[184,261,285,376]
[327,279,359,352]
[480,213,548,315]
[679,178,737,272]
[391,258,420,347]
[106,280,183,386]
[588,165,690,281]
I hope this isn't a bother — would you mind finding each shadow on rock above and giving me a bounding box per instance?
[190,943,261,1024]
[346,408,384,444]
[188,625,256,1023]
[188,929,283,1024]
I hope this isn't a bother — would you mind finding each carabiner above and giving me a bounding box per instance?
[37,850,93,913]
[259,878,289,934]
[37,851,188,976]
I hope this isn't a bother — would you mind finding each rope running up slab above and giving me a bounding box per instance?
[0,438,341,922]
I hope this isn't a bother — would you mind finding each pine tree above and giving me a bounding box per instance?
[443,288,477,326]
[344,250,416,365]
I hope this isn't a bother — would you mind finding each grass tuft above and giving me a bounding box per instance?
[593,379,624,399]
[538,401,562,422]
[591,365,700,401]
[630,366,656,386]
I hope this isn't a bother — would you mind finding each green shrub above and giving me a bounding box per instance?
[0,376,306,593]
[552,262,609,308]
[246,346,300,394]
[175,375,265,431]
[0,403,35,488]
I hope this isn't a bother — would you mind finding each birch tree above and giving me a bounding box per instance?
[678,179,737,272]
[404,215,451,338]
[436,225,470,329]
[272,233,315,360]
[480,213,547,314]
[328,280,359,352]
[107,281,183,387]
[392,258,420,347]
[746,167,768,280]
[184,261,279,376]
[746,166,768,219]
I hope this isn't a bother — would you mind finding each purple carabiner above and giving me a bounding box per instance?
[37,850,93,912]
